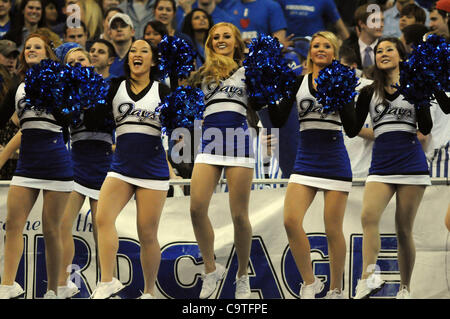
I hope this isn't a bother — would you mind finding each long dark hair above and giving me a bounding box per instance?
[5,0,45,48]
[123,39,160,86]
[367,37,407,104]
[181,8,213,46]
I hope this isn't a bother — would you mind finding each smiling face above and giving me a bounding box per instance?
[211,25,236,58]
[309,36,335,68]
[23,0,42,26]
[24,36,47,65]
[154,0,174,26]
[375,40,402,71]
[128,40,153,77]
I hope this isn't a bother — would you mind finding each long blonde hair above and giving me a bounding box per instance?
[189,22,246,86]
[306,31,340,73]
[80,0,103,40]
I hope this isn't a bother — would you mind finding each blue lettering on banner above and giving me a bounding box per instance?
[157,242,204,299]
[218,236,284,299]
[281,233,334,299]
[350,234,399,298]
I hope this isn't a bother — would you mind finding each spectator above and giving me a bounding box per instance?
[118,0,156,39]
[429,0,449,38]
[5,0,45,50]
[176,0,239,31]
[89,38,116,81]
[277,0,350,40]
[227,0,290,46]
[143,20,167,47]
[400,23,428,52]
[63,19,88,48]
[0,39,19,74]
[342,4,384,70]
[79,0,104,41]
[399,3,426,32]
[0,0,12,38]
[383,0,428,38]
[284,37,310,76]
[181,8,212,68]
[42,0,59,29]
[98,6,123,41]
[108,12,135,77]
[153,0,177,37]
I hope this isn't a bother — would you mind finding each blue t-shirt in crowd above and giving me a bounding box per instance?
[228,0,287,39]
[276,0,341,38]
[0,21,10,39]
[176,2,240,31]
[109,56,125,78]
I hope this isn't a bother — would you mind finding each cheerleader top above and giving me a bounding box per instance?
[0,81,63,132]
[354,85,433,138]
[87,78,171,138]
[201,67,248,118]
[267,74,357,137]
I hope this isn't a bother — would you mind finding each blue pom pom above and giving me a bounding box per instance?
[243,34,297,105]
[60,63,110,126]
[395,34,450,109]
[156,86,205,135]
[158,36,196,81]
[24,59,65,114]
[315,60,359,113]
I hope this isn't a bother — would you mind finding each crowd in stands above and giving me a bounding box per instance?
[0,0,449,182]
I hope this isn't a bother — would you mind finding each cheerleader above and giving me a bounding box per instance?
[90,39,172,299]
[268,31,358,299]
[0,34,73,299]
[57,47,113,298]
[187,22,255,299]
[352,38,435,299]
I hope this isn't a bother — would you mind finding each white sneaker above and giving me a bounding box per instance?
[354,274,385,299]
[199,264,226,299]
[43,290,59,299]
[0,282,25,299]
[396,287,411,299]
[299,277,324,299]
[90,278,124,299]
[325,289,345,299]
[139,293,156,299]
[58,280,80,299]
[235,275,251,299]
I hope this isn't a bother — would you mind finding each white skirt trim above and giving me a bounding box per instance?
[195,153,255,168]
[366,174,431,185]
[74,182,100,200]
[11,176,73,192]
[289,174,352,192]
[106,172,170,191]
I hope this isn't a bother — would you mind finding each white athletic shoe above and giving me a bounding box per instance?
[396,287,412,299]
[235,275,251,299]
[90,278,124,299]
[43,290,59,299]
[139,293,156,299]
[324,289,345,299]
[58,280,80,299]
[199,264,226,299]
[299,277,324,299]
[0,282,25,299]
[354,274,385,299]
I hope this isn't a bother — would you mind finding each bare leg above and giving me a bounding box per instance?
[225,166,253,277]
[189,163,222,274]
[95,177,134,282]
[360,182,395,279]
[323,190,348,291]
[1,186,39,285]
[135,188,167,295]
[283,183,317,285]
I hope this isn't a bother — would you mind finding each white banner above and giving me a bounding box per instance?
[0,184,449,299]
